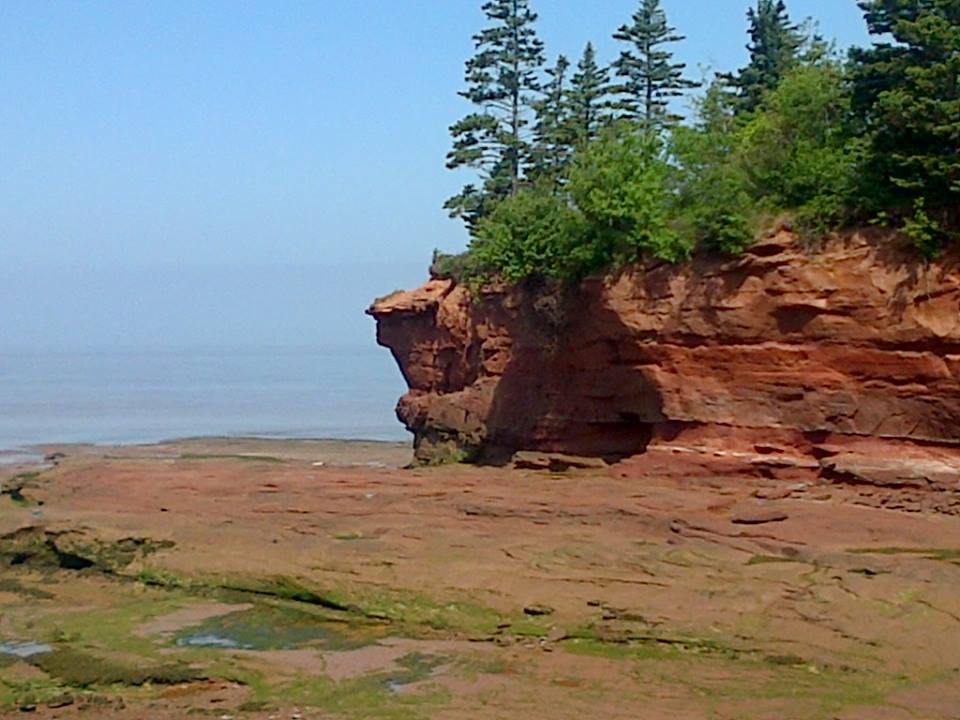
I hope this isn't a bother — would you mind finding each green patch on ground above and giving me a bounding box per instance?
[0,577,54,600]
[0,674,78,710]
[272,654,449,720]
[137,568,508,638]
[352,589,504,636]
[848,547,960,564]
[333,532,366,541]
[30,647,197,687]
[564,635,897,718]
[1,471,40,507]
[136,571,359,616]
[562,634,743,662]
[689,663,896,719]
[0,528,174,573]
[179,454,285,464]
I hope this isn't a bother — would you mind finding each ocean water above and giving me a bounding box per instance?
[0,345,409,454]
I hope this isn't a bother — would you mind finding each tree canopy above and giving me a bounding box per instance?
[611,0,699,128]
[436,0,960,285]
[445,0,545,230]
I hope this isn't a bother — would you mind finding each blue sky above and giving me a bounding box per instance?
[0,1,871,349]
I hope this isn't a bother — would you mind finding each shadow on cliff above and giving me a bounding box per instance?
[446,226,960,466]
[477,278,665,465]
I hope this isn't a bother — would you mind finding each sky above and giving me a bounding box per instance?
[0,1,872,350]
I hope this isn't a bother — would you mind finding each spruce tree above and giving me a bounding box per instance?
[531,55,573,186]
[567,43,613,146]
[728,1,803,112]
[446,0,546,230]
[851,0,960,226]
[611,0,698,129]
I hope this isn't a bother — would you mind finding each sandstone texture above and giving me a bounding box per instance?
[369,230,960,487]
[7,441,960,718]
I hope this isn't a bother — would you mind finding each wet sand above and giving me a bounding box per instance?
[2,438,960,719]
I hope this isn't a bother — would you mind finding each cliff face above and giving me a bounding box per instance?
[369,230,960,486]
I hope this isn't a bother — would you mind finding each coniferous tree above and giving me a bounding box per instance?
[531,55,573,187]
[611,0,698,129]
[567,43,613,146]
[728,0,804,112]
[446,0,546,231]
[851,0,960,224]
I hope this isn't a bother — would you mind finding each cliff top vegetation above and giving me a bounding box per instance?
[435,0,960,285]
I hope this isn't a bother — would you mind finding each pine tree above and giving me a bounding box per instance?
[851,0,960,222]
[728,0,804,112]
[446,0,546,230]
[567,43,613,146]
[531,55,573,186]
[611,0,698,129]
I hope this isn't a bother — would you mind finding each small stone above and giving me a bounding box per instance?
[524,604,555,617]
[753,487,793,501]
[731,509,789,525]
[545,627,567,643]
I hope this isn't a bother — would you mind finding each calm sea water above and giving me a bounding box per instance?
[0,345,409,455]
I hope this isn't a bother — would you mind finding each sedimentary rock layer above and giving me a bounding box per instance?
[369,229,960,480]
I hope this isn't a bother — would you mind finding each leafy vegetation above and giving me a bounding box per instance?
[441,0,960,284]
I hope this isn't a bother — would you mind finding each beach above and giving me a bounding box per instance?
[3,438,960,718]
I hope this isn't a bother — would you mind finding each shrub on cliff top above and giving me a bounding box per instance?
[569,124,691,265]
[471,188,591,283]
[468,125,691,284]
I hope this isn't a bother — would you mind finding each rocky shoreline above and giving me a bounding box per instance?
[2,439,960,718]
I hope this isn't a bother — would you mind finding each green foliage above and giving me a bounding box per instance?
[567,43,613,147]
[611,0,699,128]
[737,63,866,234]
[471,188,591,283]
[851,0,960,218]
[570,124,690,263]
[726,0,805,112]
[902,198,947,260]
[531,55,575,186]
[671,63,865,250]
[670,79,755,254]
[430,250,477,282]
[441,0,959,286]
[446,0,546,229]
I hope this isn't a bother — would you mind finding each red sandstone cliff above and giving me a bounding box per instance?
[369,229,960,490]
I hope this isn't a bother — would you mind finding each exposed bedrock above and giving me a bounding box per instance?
[368,229,960,484]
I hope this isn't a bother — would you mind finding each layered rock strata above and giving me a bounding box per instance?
[369,230,960,487]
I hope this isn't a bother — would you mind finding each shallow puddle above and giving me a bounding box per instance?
[174,605,353,651]
[0,641,52,658]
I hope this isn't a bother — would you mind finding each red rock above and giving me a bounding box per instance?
[731,509,790,525]
[368,231,960,475]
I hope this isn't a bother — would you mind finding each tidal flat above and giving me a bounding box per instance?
[1,438,959,719]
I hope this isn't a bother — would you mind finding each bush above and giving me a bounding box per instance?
[430,250,476,281]
[737,63,865,234]
[570,124,691,264]
[470,188,592,283]
[902,198,947,260]
[669,82,755,254]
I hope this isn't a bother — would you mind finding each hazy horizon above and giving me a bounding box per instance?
[1,1,871,351]
[0,1,876,446]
